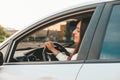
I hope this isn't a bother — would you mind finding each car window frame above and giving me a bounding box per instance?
[5,3,99,63]
[87,1,120,62]
[77,2,106,60]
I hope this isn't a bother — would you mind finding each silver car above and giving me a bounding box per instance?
[0,0,120,80]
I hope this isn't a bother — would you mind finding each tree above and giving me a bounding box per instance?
[0,25,11,42]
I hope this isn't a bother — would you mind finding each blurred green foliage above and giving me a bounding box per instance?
[0,25,11,42]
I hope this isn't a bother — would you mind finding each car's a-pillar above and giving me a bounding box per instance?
[0,52,3,66]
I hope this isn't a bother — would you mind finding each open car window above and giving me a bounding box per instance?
[10,9,94,62]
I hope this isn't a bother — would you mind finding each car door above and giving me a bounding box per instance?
[0,2,102,80]
[76,1,120,80]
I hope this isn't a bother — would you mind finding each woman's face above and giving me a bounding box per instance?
[72,21,81,44]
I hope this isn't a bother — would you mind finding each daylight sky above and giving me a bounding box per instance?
[0,0,110,30]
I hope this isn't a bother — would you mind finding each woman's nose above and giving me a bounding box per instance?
[72,29,76,35]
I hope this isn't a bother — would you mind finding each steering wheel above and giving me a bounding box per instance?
[42,42,70,61]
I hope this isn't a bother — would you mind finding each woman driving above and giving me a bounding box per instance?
[44,18,89,61]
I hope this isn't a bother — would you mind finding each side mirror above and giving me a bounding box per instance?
[0,52,3,66]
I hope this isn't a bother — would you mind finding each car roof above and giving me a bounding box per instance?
[0,0,114,48]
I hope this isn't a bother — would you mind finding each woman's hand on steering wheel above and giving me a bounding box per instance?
[44,41,59,56]
[43,41,70,61]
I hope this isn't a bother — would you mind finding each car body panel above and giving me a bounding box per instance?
[77,62,120,80]
[0,63,82,80]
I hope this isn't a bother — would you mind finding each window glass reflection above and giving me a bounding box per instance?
[100,5,120,59]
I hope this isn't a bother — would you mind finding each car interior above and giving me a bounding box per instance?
[9,11,94,62]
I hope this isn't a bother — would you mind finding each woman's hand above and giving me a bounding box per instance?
[44,41,55,50]
[44,41,59,56]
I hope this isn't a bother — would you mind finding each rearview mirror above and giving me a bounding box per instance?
[0,52,3,66]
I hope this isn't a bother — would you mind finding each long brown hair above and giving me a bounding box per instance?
[67,18,90,60]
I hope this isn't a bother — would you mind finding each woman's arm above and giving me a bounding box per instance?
[44,41,69,60]
[56,52,68,61]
